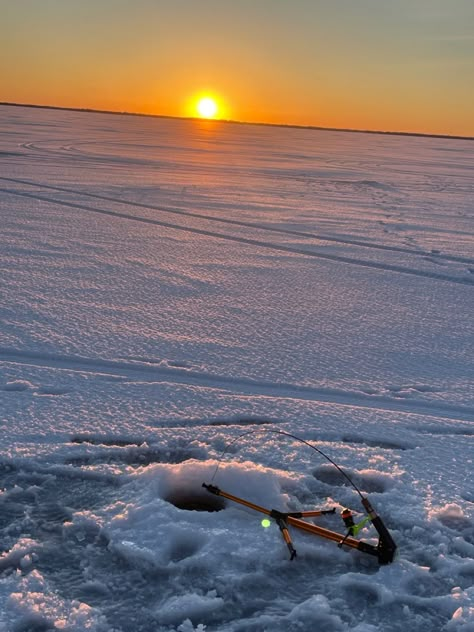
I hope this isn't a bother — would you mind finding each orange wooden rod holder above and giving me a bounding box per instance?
[203,483,396,564]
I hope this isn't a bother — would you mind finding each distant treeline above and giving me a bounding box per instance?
[1,101,472,142]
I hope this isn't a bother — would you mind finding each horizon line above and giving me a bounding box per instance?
[1,101,473,142]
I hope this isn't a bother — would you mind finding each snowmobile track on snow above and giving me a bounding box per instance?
[2,347,474,422]
[2,185,474,288]
[2,175,473,266]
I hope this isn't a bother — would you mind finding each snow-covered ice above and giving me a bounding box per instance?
[0,104,473,631]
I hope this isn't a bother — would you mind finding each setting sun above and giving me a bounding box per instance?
[196,97,218,119]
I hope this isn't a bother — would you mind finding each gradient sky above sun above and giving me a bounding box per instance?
[1,0,473,136]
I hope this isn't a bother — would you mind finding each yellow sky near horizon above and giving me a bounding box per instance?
[1,0,473,136]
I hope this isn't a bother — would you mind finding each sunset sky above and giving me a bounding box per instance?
[1,0,473,136]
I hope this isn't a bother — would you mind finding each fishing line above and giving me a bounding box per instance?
[209,428,364,499]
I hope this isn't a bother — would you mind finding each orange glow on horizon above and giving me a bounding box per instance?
[1,4,474,137]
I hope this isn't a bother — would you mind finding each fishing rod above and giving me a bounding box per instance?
[203,429,397,564]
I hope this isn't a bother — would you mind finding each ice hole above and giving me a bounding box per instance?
[164,488,225,512]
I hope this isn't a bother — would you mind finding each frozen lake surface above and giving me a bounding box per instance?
[0,105,473,631]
